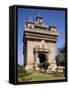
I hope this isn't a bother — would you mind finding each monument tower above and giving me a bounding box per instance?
[23,15,59,71]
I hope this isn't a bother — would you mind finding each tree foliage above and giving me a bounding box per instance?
[56,45,65,66]
[43,60,50,70]
[38,56,50,70]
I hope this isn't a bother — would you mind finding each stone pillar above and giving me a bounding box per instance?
[47,51,57,72]
[34,52,38,70]
[45,53,49,61]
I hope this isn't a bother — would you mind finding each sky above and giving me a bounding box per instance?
[18,7,65,65]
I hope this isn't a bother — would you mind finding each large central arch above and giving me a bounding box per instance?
[38,53,46,64]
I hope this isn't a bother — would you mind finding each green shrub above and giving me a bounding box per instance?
[43,60,50,70]
[22,76,32,81]
[38,63,43,69]
[18,71,32,79]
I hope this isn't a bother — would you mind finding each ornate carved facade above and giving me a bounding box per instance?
[23,15,59,71]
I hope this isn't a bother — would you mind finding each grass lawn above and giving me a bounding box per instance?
[18,71,65,82]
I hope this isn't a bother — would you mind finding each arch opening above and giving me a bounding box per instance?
[38,54,46,64]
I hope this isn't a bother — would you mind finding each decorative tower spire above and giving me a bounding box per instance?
[49,20,56,31]
[29,16,32,22]
[51,20,56,27]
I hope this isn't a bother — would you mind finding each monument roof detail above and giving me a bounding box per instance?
[49,25,56,29]
[34,21,48,29]
[36,16,43,20]
[26,21,34,24]
[25,15,58,32]
[26,16,34,25]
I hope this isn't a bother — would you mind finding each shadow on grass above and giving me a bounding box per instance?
[38,71,64,77]
[18,71,32,77]
[50,72,64,77]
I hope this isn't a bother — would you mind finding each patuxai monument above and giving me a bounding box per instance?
[23,15,59,72]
